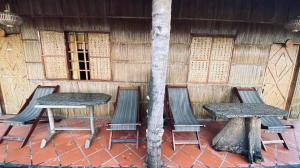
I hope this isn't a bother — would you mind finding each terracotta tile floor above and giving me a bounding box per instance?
[0,118,300,167]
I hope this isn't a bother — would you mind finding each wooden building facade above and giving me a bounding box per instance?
[0,0,300,119]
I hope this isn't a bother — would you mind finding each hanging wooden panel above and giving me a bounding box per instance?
[208,61,230,83]
[90,57,111,80]
[190,37,212,61]
[40,31,66,56]
[262,44,299,109]
[88,33,110,57]
[210,37,234,61]
[43,56,68,79]
[188,61,209,83]
[188,36,233,83]
[0,34,30,114]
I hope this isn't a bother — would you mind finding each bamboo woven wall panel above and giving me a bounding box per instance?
[110,20,151,44]
[262,44,299,109]
[43,56,68,79]
[208,61,230,83]
[210,37,233,61]
[229,64,265,86]
[111,43,151,63]
[40,31,66,56]
[167,64,188,83]
[232,44,270,65]
[188,61,209,83]
[88,33,110,57]
[190,37,212,61]
[23,40,42,62]
[90,57,111,80]
[20,19,39,40]
[188,84,232,117]
[170,25,191,44]
[169,44,190,64]
[26,63,45,80]
[112,63,150,82]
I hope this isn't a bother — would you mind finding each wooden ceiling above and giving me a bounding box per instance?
[0,0,300,24]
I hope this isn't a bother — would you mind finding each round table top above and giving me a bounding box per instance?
[203,103,288,118]
[36,93,112,106]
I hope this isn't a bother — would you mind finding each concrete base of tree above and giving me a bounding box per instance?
[212,117,263,163]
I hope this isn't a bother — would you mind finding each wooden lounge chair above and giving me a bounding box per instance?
[165,85,204,151]
[233,87,294,150]
[0,85,59,148]
[106,87,141,150]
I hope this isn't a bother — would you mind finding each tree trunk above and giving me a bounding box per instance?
[146,0,172,167]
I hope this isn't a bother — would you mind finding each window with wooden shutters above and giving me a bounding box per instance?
[40,31,68,79]
[66,32,90,80]
[188,36,234,83]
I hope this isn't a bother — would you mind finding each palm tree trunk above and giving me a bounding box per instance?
[146,0,172,167]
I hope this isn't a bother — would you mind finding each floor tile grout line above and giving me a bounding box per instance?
[218,152,228,168]
[168,143,185,160]
[102,148,130,167]
[191,144,208,166]
[69,127,92,166]
[124,144,145,160]
[292,126,300,159]
[104,148,121,165]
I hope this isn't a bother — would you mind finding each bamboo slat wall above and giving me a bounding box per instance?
[0,8,300,119]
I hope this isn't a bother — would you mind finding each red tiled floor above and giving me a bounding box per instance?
[115,149,144,167]
[41,157,61,167]
[170,150,195,167]
[87,149,111,166]
[59,148,84,166]
[198,146,224,168]
[1,119,300,167]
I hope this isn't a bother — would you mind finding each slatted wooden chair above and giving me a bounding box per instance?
[233,87,294,150]
[106,87,141,150]
[165,85,204,151]
[0,85,59,148]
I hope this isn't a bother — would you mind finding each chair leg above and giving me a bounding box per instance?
[108,130,113,150]
[136,129,139,149]
[172,131,175,151]
[196,131,201,150]
[21,120,40,148]
[261,138,267,151]
[278,133,289,149]
[0,125,13,144]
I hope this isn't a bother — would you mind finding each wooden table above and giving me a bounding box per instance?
[203,103,287,163]
[35,93,111,149]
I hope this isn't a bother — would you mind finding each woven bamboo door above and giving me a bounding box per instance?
[0,34,30,114]
[262,44,299,110]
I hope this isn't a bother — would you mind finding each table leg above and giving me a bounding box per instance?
[212,117,263,163]
[85,106,99,148]
[247,117,263,163]
[40,108,57,148]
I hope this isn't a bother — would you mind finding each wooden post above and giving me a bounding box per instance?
[146,0,172,167]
